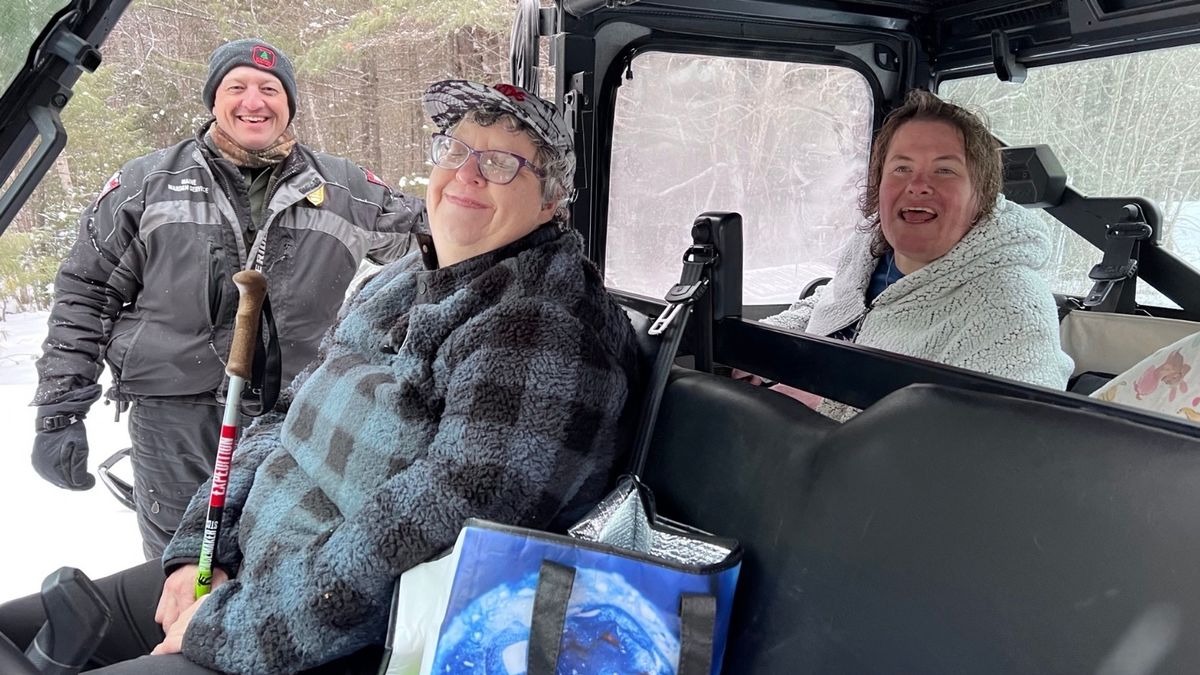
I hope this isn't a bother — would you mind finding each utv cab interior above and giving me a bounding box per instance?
[4,0,1200,673]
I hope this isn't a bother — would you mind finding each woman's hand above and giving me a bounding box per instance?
[769,382,825,409]
[733,368,824,409]
[730,368,764,386]
[154,564,228,634]
[151,592,211,656]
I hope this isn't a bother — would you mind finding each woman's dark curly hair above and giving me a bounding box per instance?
[859,89,1002,256]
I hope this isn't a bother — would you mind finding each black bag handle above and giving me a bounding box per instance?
[678,593,718,674]
[527,560,574,673]
[526,560,716,675]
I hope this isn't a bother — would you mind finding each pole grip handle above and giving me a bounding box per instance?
[226,270,267,380]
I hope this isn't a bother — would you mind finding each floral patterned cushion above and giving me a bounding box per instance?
[1091,330,1200,422]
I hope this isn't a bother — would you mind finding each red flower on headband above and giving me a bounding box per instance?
[494,83,526,101]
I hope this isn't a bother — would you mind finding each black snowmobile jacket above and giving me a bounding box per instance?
[33,123,426,412]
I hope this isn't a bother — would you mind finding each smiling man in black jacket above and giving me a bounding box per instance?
[30,37,425,558]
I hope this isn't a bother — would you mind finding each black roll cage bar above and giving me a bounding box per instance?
[0,0,130,237]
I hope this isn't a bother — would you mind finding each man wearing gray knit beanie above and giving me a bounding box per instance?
[202,38,299,127]
[30,36,427,559]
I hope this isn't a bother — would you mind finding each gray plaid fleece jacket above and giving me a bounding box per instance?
[163,225,639,674]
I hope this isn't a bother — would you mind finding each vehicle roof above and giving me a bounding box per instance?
[573,0,1200,77]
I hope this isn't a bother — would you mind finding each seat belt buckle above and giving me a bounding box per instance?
[1088,258,1138,282]
[1084,259,1139,307]
[683,243,718,265]
[649,279,709,336]
[1084,279,1117,307]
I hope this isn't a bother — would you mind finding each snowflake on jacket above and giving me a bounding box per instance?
[763,196,1073,420]
[163,225,639,674]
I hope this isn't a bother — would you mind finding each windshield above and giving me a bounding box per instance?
[942,43,1200,308]
[0,1,68,94]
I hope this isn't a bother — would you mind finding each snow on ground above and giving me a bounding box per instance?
[0,311,143,601]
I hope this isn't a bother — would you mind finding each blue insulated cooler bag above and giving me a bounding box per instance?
[427,477,741,675]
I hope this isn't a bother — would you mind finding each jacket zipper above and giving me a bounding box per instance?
[249,157,303,271]
[207,158,252,263]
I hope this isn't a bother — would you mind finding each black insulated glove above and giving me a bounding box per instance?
[32,416,95,491]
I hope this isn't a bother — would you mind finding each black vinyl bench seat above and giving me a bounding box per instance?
[639,370,1200,674]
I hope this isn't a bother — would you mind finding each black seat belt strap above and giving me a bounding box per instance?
[629,243,718,477]
[241,294,282,417]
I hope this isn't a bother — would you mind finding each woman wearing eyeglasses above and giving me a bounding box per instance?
[424,86,577,266]
[0,81,639,675]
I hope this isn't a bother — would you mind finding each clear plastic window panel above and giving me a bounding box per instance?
[606,52,874,305]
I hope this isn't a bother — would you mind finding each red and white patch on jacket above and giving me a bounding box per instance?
[361,167,391,190]
[95,170,122,206]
